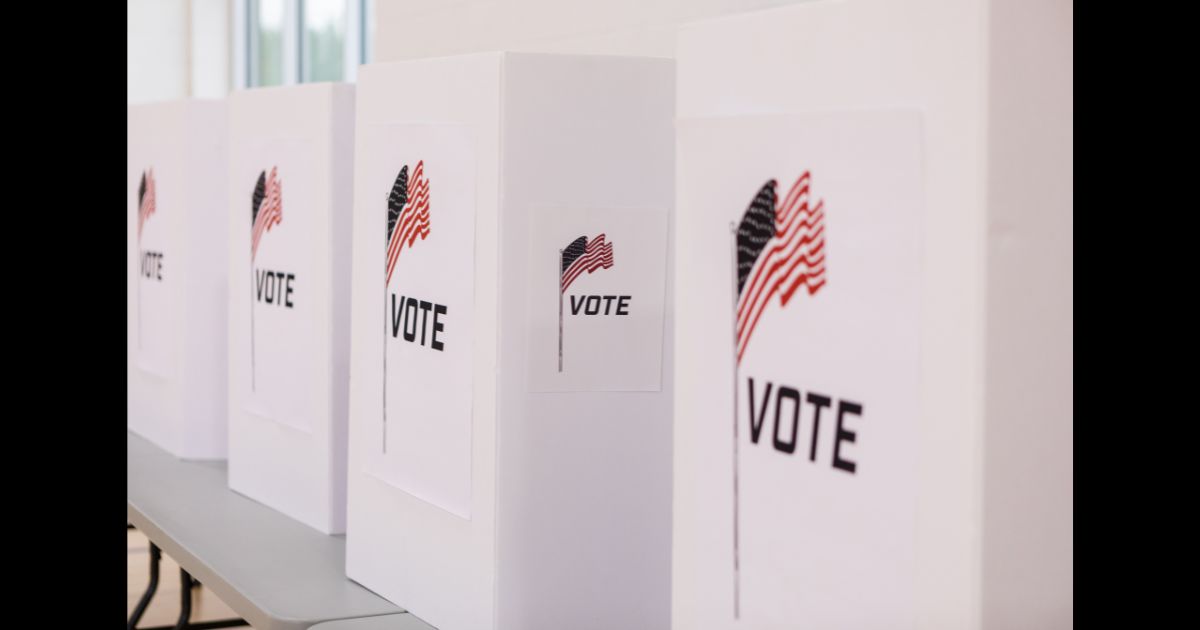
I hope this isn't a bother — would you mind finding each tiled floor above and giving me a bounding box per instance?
[127,528,248,628]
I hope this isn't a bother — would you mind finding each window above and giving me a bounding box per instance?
[240,0,373,88]
[252,0,287,87]
[302,0,346,83]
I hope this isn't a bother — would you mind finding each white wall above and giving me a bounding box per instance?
[128,0,231,104]
[191,0,231,98]
[128,0,190,104]
[373,0,812,61]
[129,0,816,103]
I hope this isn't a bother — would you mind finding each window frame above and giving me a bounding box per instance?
[235,0,370,89]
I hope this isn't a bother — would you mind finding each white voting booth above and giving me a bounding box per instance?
[346,53,674,630]
[672,1,1072,629]
[226,83,356,535]
[128,100,229,460]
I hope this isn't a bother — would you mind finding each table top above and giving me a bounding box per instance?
[307,614,436,629]
[127,431,406,630]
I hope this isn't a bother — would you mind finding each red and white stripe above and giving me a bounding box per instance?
[735,172,827,362]
[386,160,431,286]
[138,169,157,241]
[251,167,283,260]
[561,234,614,293]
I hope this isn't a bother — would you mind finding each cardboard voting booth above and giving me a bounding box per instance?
[128,99,229,460]
[672,1,1072,629]
[226,83,356,535]
[346,53,674,630]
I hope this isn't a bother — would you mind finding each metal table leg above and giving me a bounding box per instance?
[128,543,161,630]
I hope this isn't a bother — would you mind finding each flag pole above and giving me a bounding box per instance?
[137,246,142,350]
[137,184,144,351]
[250,240,256,392]
[558,248,564,373]
[730,222,741,619]
[383,198,390,455]
[383,279,388,455]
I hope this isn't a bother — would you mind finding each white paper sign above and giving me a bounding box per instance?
[678,110,923,627]
[525,207,669,392]
[364,123,476,520]
[231,138,321,433]
[132,160,175,379]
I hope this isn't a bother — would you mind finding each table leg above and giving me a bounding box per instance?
[130,547,249,630]
[128,543,161,630]
[174,568,193,630]
[157,568,248,630]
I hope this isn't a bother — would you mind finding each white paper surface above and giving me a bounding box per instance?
[525,207,668,392]
[677,110,923,628]
[364,123,477,520]
[234,138,321,433]
[133,163,175,379]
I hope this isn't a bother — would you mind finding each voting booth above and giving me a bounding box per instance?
[128,99,229,460]
[345,53,674,630]
[226,83,356,535]
[672,1,1072,629]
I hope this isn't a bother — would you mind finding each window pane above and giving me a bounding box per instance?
[363,0,374,64]
[303,0,347,83]
[256,0,286,86]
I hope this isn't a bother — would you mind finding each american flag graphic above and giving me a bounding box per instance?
[136,168,157,351]
[251,167,283,260]
[248,166,282,392]
[734,172,826,363]
[385,160,431,286]
[560,233,615,292]
[382,160,430,454]
[137,169,156,241]
[729,172,826,618]
[557,233,615,372]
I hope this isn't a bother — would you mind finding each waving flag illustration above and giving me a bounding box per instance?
[734,173,826,362]
[558,233,615,372]
[138,169,157,242]
[560,234,615,292]
[728,172,826,618]
[383,161,430,453]
[249,167,283,391]
[136,169,157,349]
[251,167,283,261]
[386,160,431,286]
